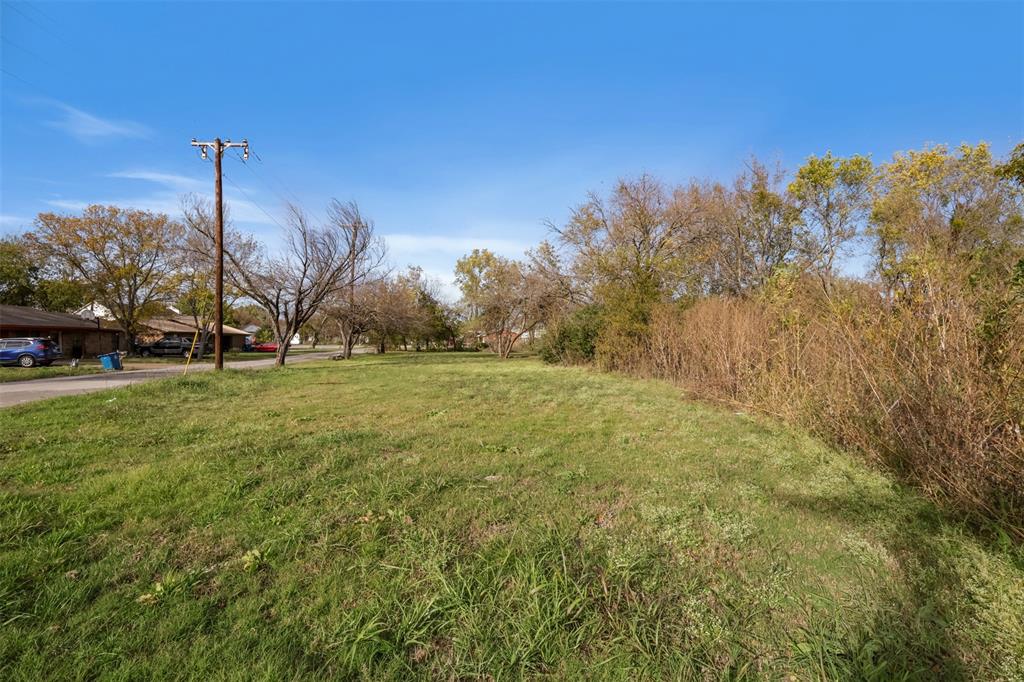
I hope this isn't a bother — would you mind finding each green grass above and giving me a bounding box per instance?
[0,349,332,383]
[1,354,1021,680]
[121,347,332,367]
[0,365,105,383]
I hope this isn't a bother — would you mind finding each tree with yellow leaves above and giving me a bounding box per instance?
[31,204,184,351]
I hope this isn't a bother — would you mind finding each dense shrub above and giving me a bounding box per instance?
[627,280,1024,538]
[539,305,603,365]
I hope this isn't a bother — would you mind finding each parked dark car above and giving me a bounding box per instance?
[138,336,203,357]
[0,337,61,367]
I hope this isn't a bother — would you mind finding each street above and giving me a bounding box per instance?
[0,352,335,408]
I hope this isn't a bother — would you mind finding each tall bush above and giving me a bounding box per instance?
[539,305,603,365]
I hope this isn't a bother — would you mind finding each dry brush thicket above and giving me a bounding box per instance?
[539,143,1024,537]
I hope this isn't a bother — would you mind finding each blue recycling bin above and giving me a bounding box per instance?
[98,352,122,371]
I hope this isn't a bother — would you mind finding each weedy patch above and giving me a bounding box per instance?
[241,549,265,572]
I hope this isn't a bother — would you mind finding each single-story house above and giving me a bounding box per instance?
[73,302,251,350]
[0,304,125,357]
[139,316,249,350]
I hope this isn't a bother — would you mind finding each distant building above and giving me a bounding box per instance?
[75,302,248,350]
[0,304,124,357]
[241,324,261,346]
[139,316,249,350]
[75,301,113,321]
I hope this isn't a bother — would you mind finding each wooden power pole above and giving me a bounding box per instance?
[191,137,249,370]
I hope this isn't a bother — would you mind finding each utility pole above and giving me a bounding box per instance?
[191,137,249,370]
[347,219,358,359]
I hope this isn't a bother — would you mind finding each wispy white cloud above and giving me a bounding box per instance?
[415,267,463,303]
[0,214,31,227]
[107,170,204,191]
[45,167,282,230]
[44,200,89,211]
[44,193,280,229]
[382,232,535,304]
[44,101,150,143]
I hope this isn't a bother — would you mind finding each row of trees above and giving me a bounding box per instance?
[461,141,1023,535]
[473,143,1021,361]
[2,196,465,365]
[449,151,883,359]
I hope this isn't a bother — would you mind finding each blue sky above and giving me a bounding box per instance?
[2,1,1022,297]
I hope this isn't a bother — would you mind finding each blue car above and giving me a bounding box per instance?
[0,337,61,367]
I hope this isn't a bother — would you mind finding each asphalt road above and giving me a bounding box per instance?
[0,352,335,409]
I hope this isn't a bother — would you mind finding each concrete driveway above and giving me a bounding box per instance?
[0,352,335,408]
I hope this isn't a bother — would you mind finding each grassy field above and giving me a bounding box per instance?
[0,348,333,383]
[122,347,334,367]
[1,354,1021,679]
[0,365,105,383]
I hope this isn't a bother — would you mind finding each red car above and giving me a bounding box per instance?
[252,342,278,353]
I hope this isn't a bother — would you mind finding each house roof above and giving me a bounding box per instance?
[0,306,248,337]
[0,304,109,332]
[142,316,247,336]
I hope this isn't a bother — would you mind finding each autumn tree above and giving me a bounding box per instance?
[550,176,704,361]
[453,248,499,322]
[30,205,184,347]
[394,267,462,351]
[365,272,421,353]
[0,235,87,310]
[323,284,376,355]
[456,250,553,359]
[997,142,1024,187]
[299,310,332,348]
[870,143,1024,353]
[788,152,875,294]
[723,159,800,294]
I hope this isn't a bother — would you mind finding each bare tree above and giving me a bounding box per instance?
[179,195,244,358]
[192,200,382,366]
[324,200,388,358]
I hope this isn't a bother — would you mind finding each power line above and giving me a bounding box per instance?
[1,35,57,68]
[0,66,33,86]
[250,150,304,205]
[228,149,304,208]
[228,152,295,210]
[2,1,70,43]
[19,1,63,29]
[223,170,288,232]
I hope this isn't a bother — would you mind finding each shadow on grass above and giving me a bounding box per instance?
[775,485,978,679]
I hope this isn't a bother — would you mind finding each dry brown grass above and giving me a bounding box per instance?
[616,285,1024,538]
